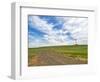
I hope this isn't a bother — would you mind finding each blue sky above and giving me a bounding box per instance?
[28,15,88,48]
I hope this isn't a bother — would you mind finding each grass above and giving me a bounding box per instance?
[28,45,88,59]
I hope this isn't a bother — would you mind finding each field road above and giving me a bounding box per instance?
[28,49,87,66]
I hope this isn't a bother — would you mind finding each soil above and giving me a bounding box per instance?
[28,49,87,66]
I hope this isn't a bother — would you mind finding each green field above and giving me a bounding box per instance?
[28,45,88,66]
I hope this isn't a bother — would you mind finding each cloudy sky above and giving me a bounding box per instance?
[28,15,88,48]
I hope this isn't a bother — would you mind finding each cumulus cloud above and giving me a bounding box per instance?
[28,15,88,48]
[29,16,54,34]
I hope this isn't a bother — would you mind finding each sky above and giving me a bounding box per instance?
[28,15,88,48]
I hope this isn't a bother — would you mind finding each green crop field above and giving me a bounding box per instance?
[28,45,88,66]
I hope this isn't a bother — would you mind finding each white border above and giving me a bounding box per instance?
[11,2,96,80]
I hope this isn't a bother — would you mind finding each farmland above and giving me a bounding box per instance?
[28,45,88,66]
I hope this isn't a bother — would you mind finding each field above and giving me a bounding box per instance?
[28,45,88,66]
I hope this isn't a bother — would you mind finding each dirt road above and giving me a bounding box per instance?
[28,49,87,66]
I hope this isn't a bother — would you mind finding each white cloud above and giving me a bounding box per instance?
[59,17,88,44]
[30,16,54,34]
[29,16,88,48]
